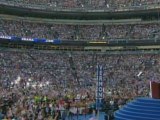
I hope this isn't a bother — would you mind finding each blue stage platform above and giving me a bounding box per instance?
[115,97,160,120]
[65,112,106,120]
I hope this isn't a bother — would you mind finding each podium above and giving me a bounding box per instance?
[150,81,160,99]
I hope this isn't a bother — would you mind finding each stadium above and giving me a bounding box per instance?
[0,0,160,120]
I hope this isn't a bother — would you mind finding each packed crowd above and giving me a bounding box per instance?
[1,19,160,41]
[1,0,159,9]
[0,49,160,119]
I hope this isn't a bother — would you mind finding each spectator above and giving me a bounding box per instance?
[1,19,160,41]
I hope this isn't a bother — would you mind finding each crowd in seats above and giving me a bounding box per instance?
[1,0,160,9]
[0,49,160,119]
[1,19,160,40]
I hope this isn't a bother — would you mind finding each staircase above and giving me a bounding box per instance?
[115,97,160,120]
[68,54,80,85]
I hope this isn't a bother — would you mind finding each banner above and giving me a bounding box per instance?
[11,36,22,41]
[33,38,46,43]
[96,65,104,110]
